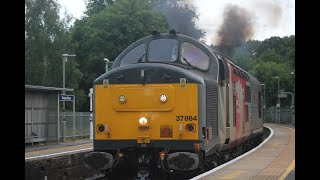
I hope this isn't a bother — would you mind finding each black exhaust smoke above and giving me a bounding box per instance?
[215,4,253,58]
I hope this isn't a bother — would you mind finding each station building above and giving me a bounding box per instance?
[25,85,73,144]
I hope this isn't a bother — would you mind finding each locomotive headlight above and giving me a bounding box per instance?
[119,95,126,103]
[139,117,148,125]
[160,94,167,103]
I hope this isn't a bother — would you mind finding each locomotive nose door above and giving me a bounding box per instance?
[112,84,174,144]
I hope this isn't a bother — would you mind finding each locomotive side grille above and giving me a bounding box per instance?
[206,84,218,137]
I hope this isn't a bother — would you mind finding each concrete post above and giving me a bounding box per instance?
[62,120,66,143]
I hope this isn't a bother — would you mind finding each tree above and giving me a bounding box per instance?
[84,0,114,16]
[249,36,295,108]
[232,36,295,108]
[25,0,84,110]
[233,40,261,71]
[71,0,169,110]
[251,61,293,107]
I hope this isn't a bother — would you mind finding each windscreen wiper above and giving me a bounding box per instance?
[137,53,145,63]
[181,55,192,66]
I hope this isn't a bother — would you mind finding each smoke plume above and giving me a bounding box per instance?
[215,4,253,58]
[255,1,282,27]
[153,0,205,40]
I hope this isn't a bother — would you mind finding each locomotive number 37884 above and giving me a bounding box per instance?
[176,115,197,121]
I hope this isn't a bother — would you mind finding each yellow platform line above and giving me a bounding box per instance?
[281,125,295,132]
[278,125,295,180]
[278,159,295,180]
[220,170,247,179]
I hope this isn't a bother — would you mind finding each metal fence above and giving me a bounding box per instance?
[25,111,91,145]
[59,112,91,141]
[265,107,295,124]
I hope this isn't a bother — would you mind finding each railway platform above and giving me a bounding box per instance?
[25,139,93,160]
[191,123,295,180]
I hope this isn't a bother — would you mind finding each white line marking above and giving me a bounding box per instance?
[190,125,274,180]
[25,147,93,160]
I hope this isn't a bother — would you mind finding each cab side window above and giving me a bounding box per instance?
[218,58,225,86]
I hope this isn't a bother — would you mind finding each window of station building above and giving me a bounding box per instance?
[148,39,178,62]
[120,43,146,66]
[181,42,209,71]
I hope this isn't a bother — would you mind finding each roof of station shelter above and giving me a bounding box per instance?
[25,85,74,93]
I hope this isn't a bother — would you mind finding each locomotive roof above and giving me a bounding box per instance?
[111,31,261,85]
[149,32,253,76]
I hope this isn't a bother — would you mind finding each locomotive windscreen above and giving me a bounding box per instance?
[120,43,146,66]
[148,39,178,62]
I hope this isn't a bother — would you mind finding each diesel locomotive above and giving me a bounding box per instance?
[84,30,264,178]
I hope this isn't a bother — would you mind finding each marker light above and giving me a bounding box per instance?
[139,117,148,125]
[186,123,196,133]
[97,124,105,132]
[119,95,126,103]
[160,94,167,103]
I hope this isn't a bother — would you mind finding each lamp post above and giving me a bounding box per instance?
[261,84,266,122]
[271,76,280,124]
[62,54,76,142]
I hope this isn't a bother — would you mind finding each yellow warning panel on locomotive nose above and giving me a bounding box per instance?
[112,84,174,111]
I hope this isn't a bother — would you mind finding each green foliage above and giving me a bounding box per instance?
[233,40,261,71]
[25,0,84,111]
[26,0,294,112]
[234,36,295,108]
[71,0,169,107]
[84,0,114,16]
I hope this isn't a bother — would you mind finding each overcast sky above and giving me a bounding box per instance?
[58,0,295,45]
